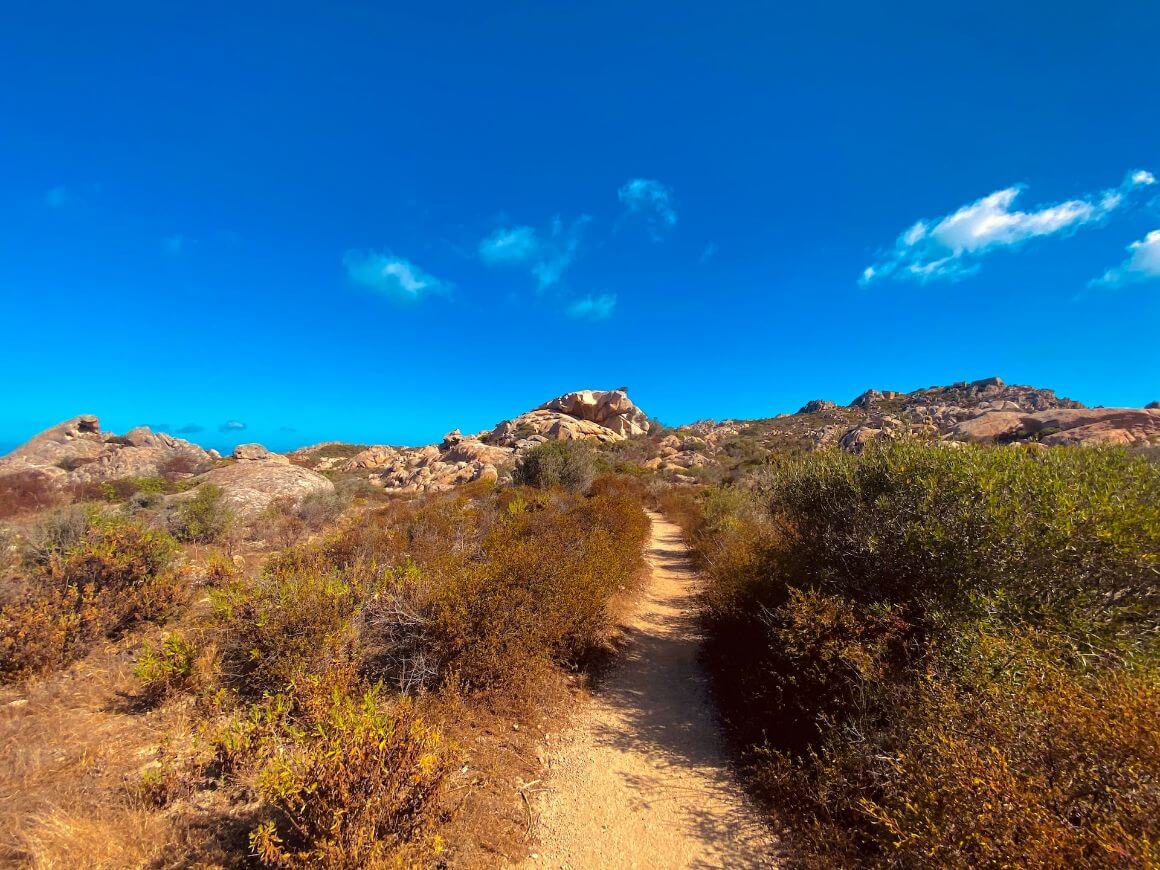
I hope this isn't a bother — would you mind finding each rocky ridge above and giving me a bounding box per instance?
[0,415,217,484]
[0,418,333,518]
[3,380,1155,511]
[295,389,653,494]
[666,377,1159,469]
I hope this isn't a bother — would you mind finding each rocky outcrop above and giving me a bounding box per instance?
[487,389,651,446]
[0,416,214,486]
[850,389,903,409]
[331,388,653,494]
[232,443,289,464]
[0,419,340,519]
[542,389,650,434]
[797,399,837,414]
[193,460,334,518]
[664,379,1149,459]
[950,407,1160,447]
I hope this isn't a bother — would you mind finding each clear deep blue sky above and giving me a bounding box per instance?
[2,1,1157,452]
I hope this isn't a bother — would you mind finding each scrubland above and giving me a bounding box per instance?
[664,443,1159,867]
[2,432,1157,868]
[0,446,649,867]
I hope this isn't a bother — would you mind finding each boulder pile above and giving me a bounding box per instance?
[0,417,333,519]
[0,416,215,486]
[331,388,653,494]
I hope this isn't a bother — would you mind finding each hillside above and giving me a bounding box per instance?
[4,380,1156,513]
[0,379,1157,868]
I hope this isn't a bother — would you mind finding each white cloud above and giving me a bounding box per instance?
[566,293,617,320]
[618,178,677,233]
[1090,229,1160,287]
[862,169,1155,285]
[478,215,589,289]
[479,226,538,264]
[699,242,719,264]
[343,250,449,299]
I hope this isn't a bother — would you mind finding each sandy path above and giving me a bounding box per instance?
[522,512,779,869]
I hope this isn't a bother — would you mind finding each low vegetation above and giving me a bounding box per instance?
[130,477,650,865]
[512,439,598,492]
[167,483,234,543]
[1,509,182,680]
[669,443,1159,867]
[5,403,1155,867]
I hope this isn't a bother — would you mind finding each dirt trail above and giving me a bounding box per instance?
[523,512,779,869]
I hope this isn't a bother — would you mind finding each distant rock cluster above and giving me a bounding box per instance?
[690,376,1159,459]
[293,389,653,494]
[0,418,334,518]
[0,415,216,484]
[2,379,1155,514]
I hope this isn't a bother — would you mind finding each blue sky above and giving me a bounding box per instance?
[1,1,1157,452]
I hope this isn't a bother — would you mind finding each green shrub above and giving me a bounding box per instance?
[681,443,1160,867]
[406,487,650,692]
[295,488,347,528]
[210,562,373,699]
[135,632,200,697]
[169,483,234,543]
[512,440,596,493]
[242,680,452,868]
[23,505,90,568]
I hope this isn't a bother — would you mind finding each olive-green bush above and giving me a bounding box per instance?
[678,443,1159,867]
[512,440,597,493]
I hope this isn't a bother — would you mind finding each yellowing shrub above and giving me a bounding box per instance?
[0,514,181,680]
[242,682,452,868]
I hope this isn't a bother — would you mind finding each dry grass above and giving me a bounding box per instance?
[0,635,190,867]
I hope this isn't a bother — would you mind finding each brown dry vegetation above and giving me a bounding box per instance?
[0,467,650,867]
[1,510,184,681]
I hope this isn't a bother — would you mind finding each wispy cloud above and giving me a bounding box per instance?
[478,216,590,289]
[566,293,617,320]
[479,226,538,264]
[1090,229,1160,288]
[219,420,247,433]
[618,178,677,235]
[699,242,719,264]
[343,250,449,299]
[176,423,204,434]
[164,234,187,255]
[44,186,70,208]
[861,170,1155,285]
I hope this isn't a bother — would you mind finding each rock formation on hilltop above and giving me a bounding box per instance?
[4,380,1154,513]
[0,417,333,518]
[297,388,654,494]
[0,415,215,485]
[670,377,1159,463]
[487,389,652,446]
